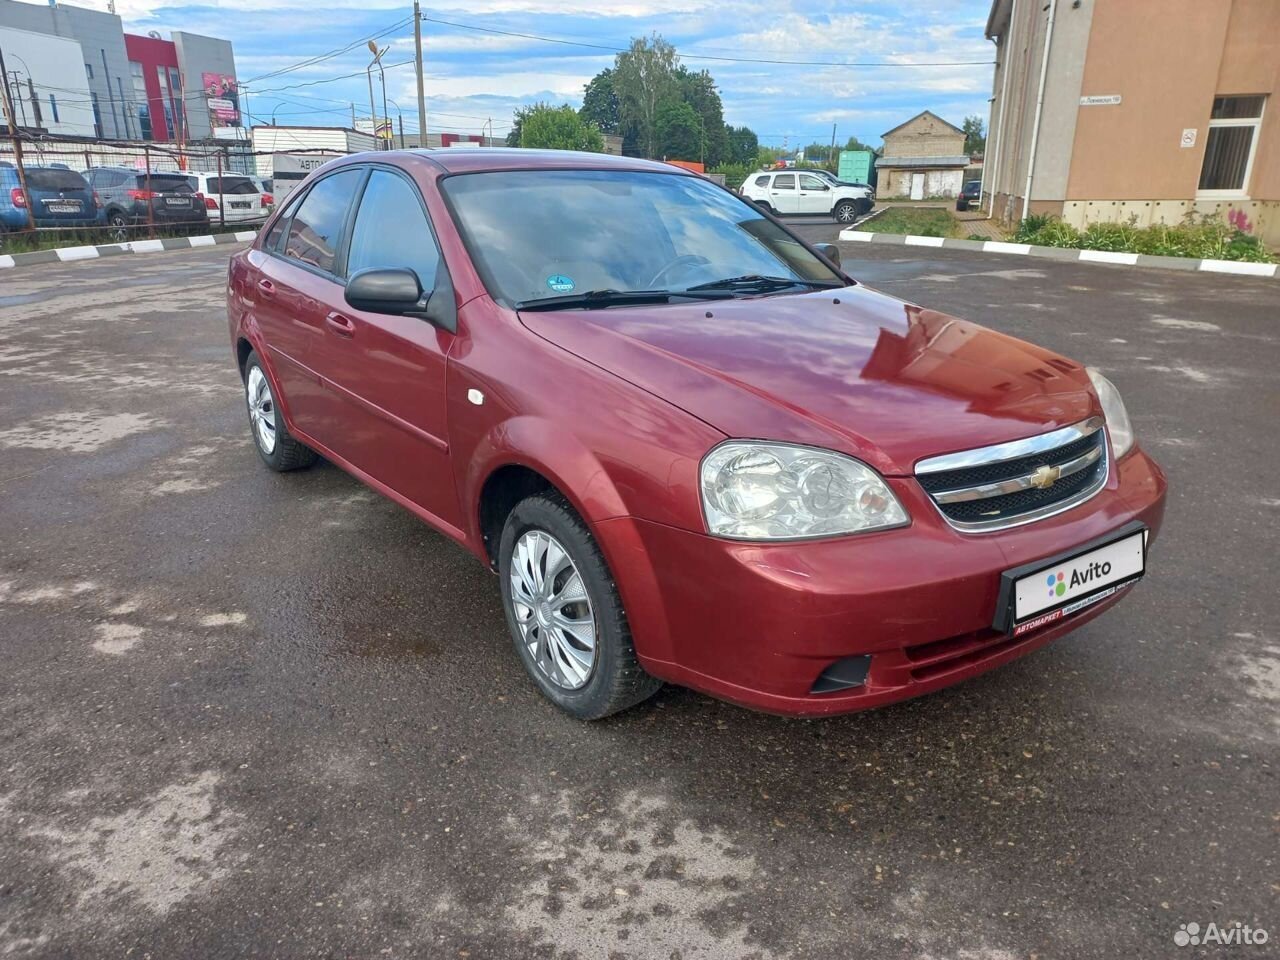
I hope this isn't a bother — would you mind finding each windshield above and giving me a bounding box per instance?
[441,169,843,307]
[25,168,89,191]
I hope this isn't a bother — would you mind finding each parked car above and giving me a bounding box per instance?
[84,166,208,241]
[228,149,1166,720]
[0,163,101,243]
[956,179,983,211]
[248,176,275,209]
[739,169,873,223]
[806,167,875,199]
[186,172,268,225]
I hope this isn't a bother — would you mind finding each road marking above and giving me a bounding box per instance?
[55,245,100,261]
[1079,250,1140,265]
[1198,258,1276,277]
[904,235,946,247]
[984,240,1031,255]
[839,229,874,241]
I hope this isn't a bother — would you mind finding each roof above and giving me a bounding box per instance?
[986,0,1014,39]
[875,155,970,169]
[406,147,681,175]
[880,110,966,140]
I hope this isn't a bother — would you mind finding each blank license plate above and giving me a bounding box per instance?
[230,201,251,209]
[47,203,80,213]
[998,526,1146,635]
[164,197,188,206]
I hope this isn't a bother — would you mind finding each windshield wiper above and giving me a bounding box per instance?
[515,288,734,311]
[685,274,843,293]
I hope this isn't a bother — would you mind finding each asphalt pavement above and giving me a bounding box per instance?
[0,235,1276,959]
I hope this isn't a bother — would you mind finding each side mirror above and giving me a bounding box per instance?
[344,266,458,334]
[813,242,841,268]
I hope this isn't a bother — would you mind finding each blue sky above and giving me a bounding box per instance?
[105,0,995,150]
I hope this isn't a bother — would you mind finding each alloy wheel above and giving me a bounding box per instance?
[246,366,277,454]
[837,203,857,223]
[509,529,596,690]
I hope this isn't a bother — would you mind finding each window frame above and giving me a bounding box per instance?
[271,165,369,283]
[1196,95,1266,200]
[773,173,796,191]
[340,163,449,295]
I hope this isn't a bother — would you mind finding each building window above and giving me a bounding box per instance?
[130,60,153,140]
[91,92,102,138]
[1197,95,1266,196]
[85,63,94,80]
[49,95,58,124]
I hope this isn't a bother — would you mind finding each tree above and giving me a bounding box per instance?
[518,103,604,152]
[613,34,680,159]
[676,67,727,166]
[506,103,537,147]
[962,115,986,154]
[725,125,759,166]
[843,134,877,153]
[655,99,702,161]
[579,69,621,134]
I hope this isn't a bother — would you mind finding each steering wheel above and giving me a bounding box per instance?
[648,254,711,288]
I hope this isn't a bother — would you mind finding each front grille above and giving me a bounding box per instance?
[916,419,1108,532]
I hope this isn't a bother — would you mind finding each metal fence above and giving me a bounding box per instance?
[0,133,347,249]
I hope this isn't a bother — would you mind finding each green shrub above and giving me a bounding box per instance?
[1010,212,1273,262]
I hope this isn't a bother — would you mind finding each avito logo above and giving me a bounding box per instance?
[1047,560,1114,599]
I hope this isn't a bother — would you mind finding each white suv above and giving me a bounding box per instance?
[740,170,873,224]
[186,172,267,224]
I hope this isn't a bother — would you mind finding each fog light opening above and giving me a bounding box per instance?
[810,655,872,694]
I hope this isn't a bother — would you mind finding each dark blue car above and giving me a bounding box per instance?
[0,163,102,241]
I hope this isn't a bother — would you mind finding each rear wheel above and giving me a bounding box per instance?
[107,211,129,244]
[243,351,317,471]
[499,493,661,719]
[834,200,859,224]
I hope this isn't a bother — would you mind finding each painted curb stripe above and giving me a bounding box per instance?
[1078,250,1140,265]
[126,239,165,253]
[904,235,946,247]
[984,240,1031,255]
[234,230,258,242]
[189,235,217,247]
[0,254,13,269]
[1198,258,1276,277]
[55,245,100,261]
[839,230,874,241]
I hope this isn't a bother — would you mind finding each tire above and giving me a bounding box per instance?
[834,200,859,224]
[243,351,317,472]
[499,492,662,720]
[106,211,130,244]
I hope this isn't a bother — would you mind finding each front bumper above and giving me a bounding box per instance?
[598,447,1166,716]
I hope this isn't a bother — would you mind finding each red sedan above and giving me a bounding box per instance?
[227,149,1166,719]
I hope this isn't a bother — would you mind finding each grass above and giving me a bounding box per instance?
[855,206,960,238]
[0,222,260,255]
[1012,213,1274,263]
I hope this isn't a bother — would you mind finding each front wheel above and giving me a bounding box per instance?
[834,200,859,224]
[499,493,661,719]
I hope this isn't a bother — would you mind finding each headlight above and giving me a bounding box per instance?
[1086,368,1134,458]
[700,442,909,540]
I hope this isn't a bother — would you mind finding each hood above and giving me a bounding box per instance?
[519,284,1098,476]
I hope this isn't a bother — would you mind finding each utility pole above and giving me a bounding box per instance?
[366,42,379,150]
[414,0,427,146]
[830,123,837,166]
[0,45,36,233]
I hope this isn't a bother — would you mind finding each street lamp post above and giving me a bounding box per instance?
[386,97,405,148]
[367,41,389,150]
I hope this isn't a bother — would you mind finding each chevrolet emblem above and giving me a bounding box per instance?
[1029,465,1061,489]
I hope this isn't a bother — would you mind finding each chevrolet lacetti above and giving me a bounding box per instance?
[226,149,1167,720]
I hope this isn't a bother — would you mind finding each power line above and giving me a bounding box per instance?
[420,16,995,68]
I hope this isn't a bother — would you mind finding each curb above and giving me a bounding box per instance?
[837,228,1278,279]
[0,230,258,270]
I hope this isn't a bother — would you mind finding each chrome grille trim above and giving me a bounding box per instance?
[915,416,1105,475]
[915,418,1110,534]
[930,444,1103,504]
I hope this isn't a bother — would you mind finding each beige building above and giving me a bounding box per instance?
[983,0,1280,243]
[877,111,970,199]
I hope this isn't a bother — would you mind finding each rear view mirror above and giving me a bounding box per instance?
[345,268,422,314]
[813,242,841,268]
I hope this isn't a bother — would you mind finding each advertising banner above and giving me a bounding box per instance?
[202,73,241,127]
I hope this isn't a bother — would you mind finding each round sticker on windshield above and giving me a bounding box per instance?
[546,274,575,293]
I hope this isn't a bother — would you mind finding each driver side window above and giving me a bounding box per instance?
[346,170,440,286]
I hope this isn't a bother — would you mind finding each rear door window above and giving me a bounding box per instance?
[25,168,90,191]
[282,168,363,275]
[773,174,796,190]
[138,174,196,195]
[208,176,257,195]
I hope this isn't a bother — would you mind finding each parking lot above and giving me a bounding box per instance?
[1,237,1276,958]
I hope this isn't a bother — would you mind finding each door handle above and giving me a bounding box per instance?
[256,278,275,299]
[325,312,356,338]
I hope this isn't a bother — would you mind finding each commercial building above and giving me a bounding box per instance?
[0,25,96,136]
[983,0,1279,243]
[0,0,240,143]
[876,111,969,199]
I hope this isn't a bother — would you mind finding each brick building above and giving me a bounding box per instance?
[876,111,969,199]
